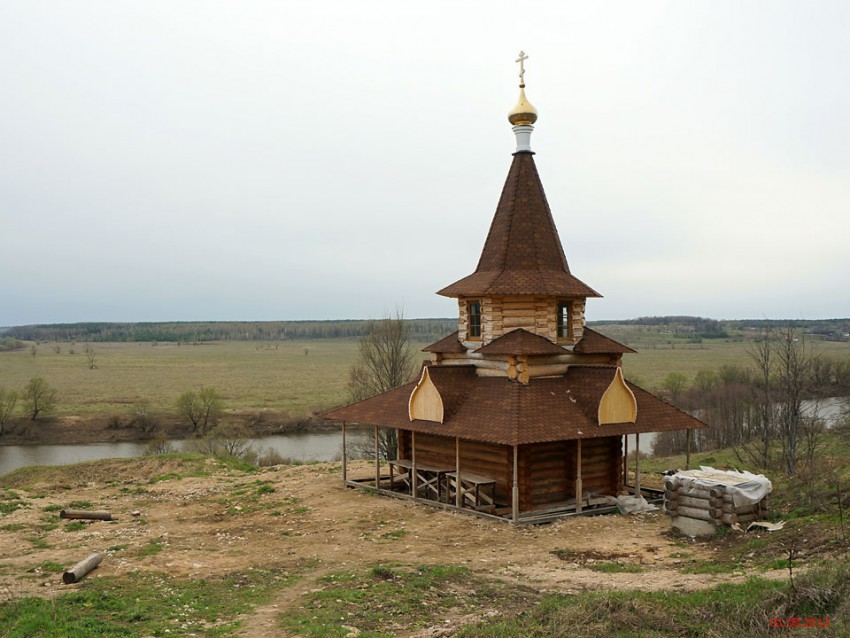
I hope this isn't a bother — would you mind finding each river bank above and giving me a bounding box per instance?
[0,410,338,447]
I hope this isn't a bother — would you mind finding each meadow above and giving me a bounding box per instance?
[1,332,849,421]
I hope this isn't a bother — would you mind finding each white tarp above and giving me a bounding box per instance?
[665,466,772,508]
[617,494,658,514]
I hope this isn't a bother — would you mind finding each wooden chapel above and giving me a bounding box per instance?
[325,53,707,524]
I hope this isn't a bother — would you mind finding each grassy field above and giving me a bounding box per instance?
[1,335,849,420]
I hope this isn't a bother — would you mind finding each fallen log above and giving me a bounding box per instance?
[63,552,103,584]
[60,510,113,521]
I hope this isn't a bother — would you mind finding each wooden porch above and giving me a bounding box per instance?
[341,423,665,525]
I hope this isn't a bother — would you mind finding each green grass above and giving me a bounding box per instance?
[455,560,850,638]
[0,339,366,418]
[282,565,538,638]
[0,568,296,638]
[138,540,165,558]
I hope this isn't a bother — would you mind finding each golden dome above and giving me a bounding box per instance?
[508,86,538,126]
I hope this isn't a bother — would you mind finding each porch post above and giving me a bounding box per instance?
[575,439,583,513]
[635,432,641,496]
[342,421,347,485]
[374,425,380,489]
[455,437,462,508]
[512,445,519,523]
[685,429,692,470]
[411,430,418,500]
[622,435,628,492]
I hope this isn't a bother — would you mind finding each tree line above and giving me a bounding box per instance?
[4,319,457,344]
[652,327,850,476]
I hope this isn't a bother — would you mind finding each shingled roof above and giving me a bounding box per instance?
[474,328,567,356]
[437,152,601,299]
[325,365,706,446]
[574,327,636,354]
[422,331,466,354]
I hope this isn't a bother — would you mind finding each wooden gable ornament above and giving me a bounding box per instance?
[597,367,637,425]
[408,366,444,423]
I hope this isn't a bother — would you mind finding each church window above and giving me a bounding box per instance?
[468,301,482,339]
[557,301,572,340]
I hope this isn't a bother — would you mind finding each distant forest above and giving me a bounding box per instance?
[2,316,848,344]
[591,316,850,342]
[2,319,458,344]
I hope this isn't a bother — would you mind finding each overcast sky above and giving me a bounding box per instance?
[1,1,848,326]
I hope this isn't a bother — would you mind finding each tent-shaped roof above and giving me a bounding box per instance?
[474,328,566,356]
[422,331,467,354]
[325,365,706,446]
[438,152,600,299]
[574,327,636,355]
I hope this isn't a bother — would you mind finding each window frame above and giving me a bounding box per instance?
[556,299,573,342]
[467,300,482,340]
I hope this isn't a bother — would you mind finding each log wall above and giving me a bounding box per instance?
[519,436,620,510]
[398,431,621,513]
[457,296,586,345]
[399,431,512,504]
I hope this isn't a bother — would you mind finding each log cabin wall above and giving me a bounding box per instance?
[398,430,512,504]
[519,435,622,511]
[458,296,586,346]
[519,441,574,509]
[579,436,622,497]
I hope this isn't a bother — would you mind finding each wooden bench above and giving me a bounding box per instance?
[388,459,452,502]
[444,471,497,509]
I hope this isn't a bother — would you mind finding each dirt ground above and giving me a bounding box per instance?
[0,459,788,637]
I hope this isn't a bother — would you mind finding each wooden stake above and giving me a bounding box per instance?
[576,439,583,513]
[622,435,628,491]
[412,430,418,500]
[635,433,641,496]
[685,429,692,471]
[342,421,348,484]
[374,425,380,489]
[512,446,519,522]
[63,552,102,584]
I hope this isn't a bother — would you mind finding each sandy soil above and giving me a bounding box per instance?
[0,459,785,637]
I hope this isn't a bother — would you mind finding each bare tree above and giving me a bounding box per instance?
[0,388,18,435]
[23,377,57,420]
[84,345,98,369]
[775,327,815,477]
[176,386,223,434]
[347,310,417,460]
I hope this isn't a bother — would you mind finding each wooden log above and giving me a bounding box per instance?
[672,505,716,523]
[475,359,509,371]
[674,495,721,510]
[63,552,103,584]
[527,365,569,378]
[476,368,509,377]
[60,510,113,521]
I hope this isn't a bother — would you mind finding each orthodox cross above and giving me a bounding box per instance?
[515,51,528,85]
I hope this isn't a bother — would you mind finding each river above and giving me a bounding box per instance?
[1,397,844,477]
[0,430,373,477]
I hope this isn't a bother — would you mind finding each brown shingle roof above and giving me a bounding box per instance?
[574,327,636,354]
[422,331,466,354]
[437,152,601,299]
[324,365,707,446]
[475,328,567,356]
